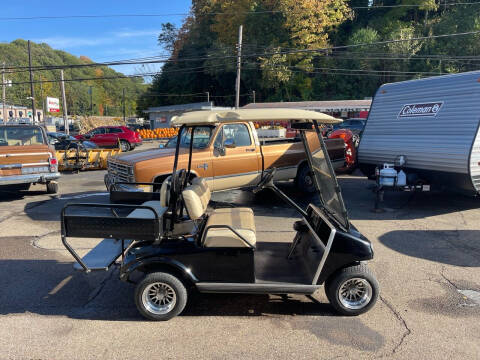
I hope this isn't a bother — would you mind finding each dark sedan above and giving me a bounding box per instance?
[48,132,98,150]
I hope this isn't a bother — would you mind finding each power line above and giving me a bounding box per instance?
[1,2,479,21]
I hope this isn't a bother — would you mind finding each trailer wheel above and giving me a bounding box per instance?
[296,164,316,193]
[326,264,379,316]
[46,181,58,194]
[135,272,187,321]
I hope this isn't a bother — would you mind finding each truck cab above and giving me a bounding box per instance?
[0,124,60,193]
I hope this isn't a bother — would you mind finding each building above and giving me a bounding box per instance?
[243,99,372,119]
[145,102,232,129]
[0,103,44,123]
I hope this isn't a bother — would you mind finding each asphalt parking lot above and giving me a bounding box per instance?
[0,149,479,359]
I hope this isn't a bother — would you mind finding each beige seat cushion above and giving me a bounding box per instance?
[182,177,211,220]
[128,201,167,220]
[204,208,256,248]
[159,177,171,207]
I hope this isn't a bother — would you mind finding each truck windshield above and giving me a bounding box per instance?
[0,126,45,146]
[304,129,349,229]
[166,126,214,149]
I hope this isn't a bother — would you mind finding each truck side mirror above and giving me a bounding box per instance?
[224,138,236,148]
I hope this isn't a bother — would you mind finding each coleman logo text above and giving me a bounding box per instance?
[398,102,444,118]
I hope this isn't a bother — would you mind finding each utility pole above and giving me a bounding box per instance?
[89,86,93,116]
[2,63,6,123]
[60,70,69,134]
[122,88,126,123]
[252,90,256,104]
[28,40,37,123]
[206,91,210,103]
[235,25,243,109]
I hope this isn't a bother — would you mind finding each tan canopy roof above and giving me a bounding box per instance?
[170,108,342,126]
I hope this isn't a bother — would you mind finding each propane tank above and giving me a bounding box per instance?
[397,170,407,187]
[379,164,397,186]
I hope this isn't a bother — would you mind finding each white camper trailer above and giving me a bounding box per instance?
[358,71,480,195]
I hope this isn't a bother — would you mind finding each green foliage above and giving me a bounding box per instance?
[140,0,480,107]
[0,40,146,116]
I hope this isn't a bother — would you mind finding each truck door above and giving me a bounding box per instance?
[212,123,261,191]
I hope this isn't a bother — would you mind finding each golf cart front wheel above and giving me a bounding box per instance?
[326,264,379,316]
[135,272,187,321]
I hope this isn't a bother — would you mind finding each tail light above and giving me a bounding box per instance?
[49,157,58,172]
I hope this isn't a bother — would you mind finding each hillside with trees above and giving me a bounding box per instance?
[139,0,480,108]
[0,39,146,117]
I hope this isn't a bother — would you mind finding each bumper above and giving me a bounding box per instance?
[0,172,60,186]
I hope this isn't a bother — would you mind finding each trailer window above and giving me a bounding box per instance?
[0,126,45,146]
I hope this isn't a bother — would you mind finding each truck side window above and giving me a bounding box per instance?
[219,124,251,147]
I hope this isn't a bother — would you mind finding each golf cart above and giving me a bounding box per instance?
[61,109,378,321]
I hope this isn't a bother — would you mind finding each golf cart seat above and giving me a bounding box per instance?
[182,177,256,248]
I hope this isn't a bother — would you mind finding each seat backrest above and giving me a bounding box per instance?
[159,177,171,207]
[182,177,211,220]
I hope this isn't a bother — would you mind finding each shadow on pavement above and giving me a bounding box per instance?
[379,230,480,267]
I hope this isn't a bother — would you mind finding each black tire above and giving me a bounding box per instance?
[119,140,131,152]
[46,181,58,194]
[325,264,379,316]
[135,272,188,321]
[296,164,316,193]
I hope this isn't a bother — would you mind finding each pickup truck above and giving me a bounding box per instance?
[0,124,60,193]
[105,121,345,193]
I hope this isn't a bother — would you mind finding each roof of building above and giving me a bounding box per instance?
[243,99,372,111]
[145,102,232,113]
[170,108,341,126]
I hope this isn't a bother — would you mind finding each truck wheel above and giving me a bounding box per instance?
[46,181,58,194]
[325,264,379,316]
[135,272,187,321]
[296,164,316,193]
[119,140,131,152]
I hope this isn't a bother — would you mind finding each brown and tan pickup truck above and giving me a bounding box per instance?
[0,124,59,193]
[105,121,344,193]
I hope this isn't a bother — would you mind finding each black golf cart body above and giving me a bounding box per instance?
[61,108,378,320]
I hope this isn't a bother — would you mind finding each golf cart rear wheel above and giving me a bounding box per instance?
[326,264,379,316]
[135,272,187,321]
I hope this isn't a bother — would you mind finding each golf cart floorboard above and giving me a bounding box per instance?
[254,242,311,284]
[73,238,131,271]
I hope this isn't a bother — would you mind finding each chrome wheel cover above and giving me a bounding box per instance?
[338,278,372,310]
[142,282,177,315]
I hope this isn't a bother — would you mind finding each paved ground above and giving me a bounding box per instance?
[0,156,479,359]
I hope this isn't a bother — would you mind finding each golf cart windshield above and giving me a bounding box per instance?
[304,127,349,229]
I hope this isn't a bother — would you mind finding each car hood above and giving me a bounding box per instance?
[112,148,177,164]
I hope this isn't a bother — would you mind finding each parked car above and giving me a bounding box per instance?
[332,118,366,136]
[75,126,142,152]
[0,124,59,193]
[48,132,98,150]
[105,120,346,194]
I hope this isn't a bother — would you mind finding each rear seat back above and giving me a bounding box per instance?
[182,177,211,220]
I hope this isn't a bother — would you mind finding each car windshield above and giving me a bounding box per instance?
[166,126,214,149]
[304,127,349,229]
[0,126,45,146]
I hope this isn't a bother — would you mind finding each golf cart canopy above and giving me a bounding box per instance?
[170,108,342,126]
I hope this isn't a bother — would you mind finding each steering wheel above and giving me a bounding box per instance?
[253,168,276,194]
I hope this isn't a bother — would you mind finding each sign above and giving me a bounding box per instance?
[46,97,60,113]
[398,102,443,118]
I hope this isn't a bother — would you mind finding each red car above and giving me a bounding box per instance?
[75,126,142,152]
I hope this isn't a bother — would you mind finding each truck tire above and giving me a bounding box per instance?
[296,164,316,193]
[119,140,131,152]
[135,272,188,321]
[46,181,58,194]
[325,264,379,316]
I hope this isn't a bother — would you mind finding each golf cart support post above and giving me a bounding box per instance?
[61,108,378,320]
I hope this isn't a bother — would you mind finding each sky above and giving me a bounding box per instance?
[0,0,193,77]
